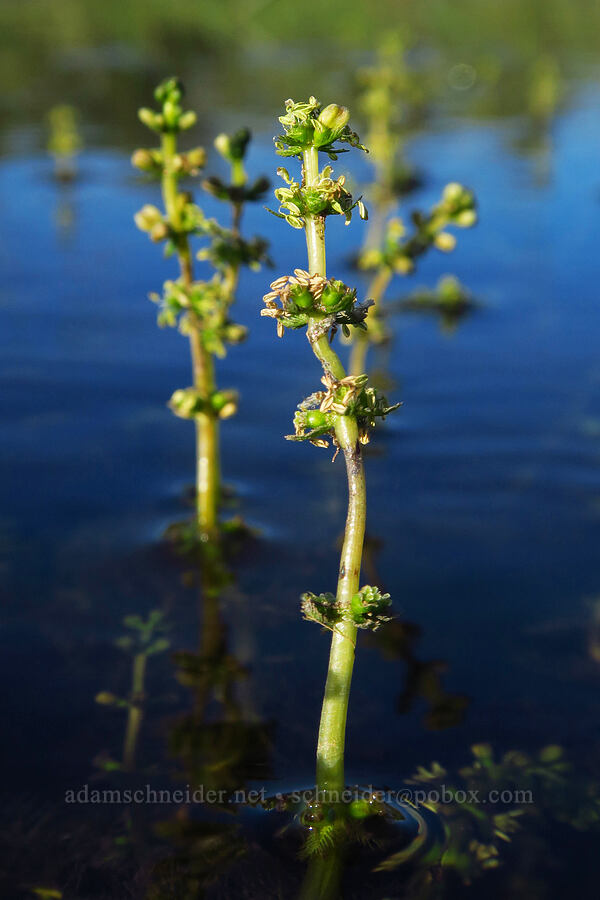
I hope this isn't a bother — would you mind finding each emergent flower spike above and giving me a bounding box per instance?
[359,182,477,274]
[263,96,398,803]
[138,77,197,134]
[275,96,367,160]
[133,78,269,539]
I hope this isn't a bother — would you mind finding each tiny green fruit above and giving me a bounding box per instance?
[320,285,344,310]
[306,410,327,429]
[318,104,350,132]
[293,288,315,310]
[348,798,370,819]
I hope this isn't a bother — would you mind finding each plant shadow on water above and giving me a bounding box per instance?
[2,4,600,897]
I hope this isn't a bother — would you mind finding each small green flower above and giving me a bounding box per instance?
[286,373,399,449]
[138,77,198,134]
[134,204,163,232]
[261,271,371,338]
[301,585,391,630]
[301,591,341,627]
[350,585,392,629]
[274,96,367,160]
[215,128,251,162]
[169,387,237,420]
[269,165,367,228]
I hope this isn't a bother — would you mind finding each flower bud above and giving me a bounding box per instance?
[434,232,456,252]
[169,388,202,419]
[211,390,238,419]
[154,77,184,105]
[387,218,406,240]
[291,287,314,310]
[223,322,247,344]
[214,133,230,159]
[187,147,206,170]
[442,182,465,203]
[95,691,117,706]
[455,209,477,227]
[393,256,414,274]
[134,204,163,232]
[138,108,161,131]
[178,110,197,131]
[163,99,181,127]
[539,745,563,763]
[150,221,169,242]
[359,248,382,270]
[215,128,251,161]
[348,798,370,820]
[319,285,345,311]
[318,104,350,131]
[131,149,156,171]
[306,410,327,429]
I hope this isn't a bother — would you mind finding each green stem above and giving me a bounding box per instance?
[161,132,219,537]
[316,415,364,795]
[231,157,246,188]
[301,146,367,795]
[299,847,343,900]
[348,265,392,376]
[303,147,326,276]
[122,652,147,771]
[189,327,219,535]
[230,157,246,238]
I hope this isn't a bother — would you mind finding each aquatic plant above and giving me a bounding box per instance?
[263,97,399,798]
[381,742,600,891]
[95,610,169,771]
[47,104,81,182]
[134,78,269,539]
[358,32,427,252]
[346,42,478,375]
[400,274,476,333]
[349,184,477,374]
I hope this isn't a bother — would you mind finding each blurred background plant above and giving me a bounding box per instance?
[357,32,428,252]
[134,77,268,540]
[0,0,590,145]
[47,104,81,181]
[349,183,477,374]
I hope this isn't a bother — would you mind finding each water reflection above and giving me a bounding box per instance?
[513,55,563,186]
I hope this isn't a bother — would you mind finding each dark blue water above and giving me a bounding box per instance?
[1,71,600,897]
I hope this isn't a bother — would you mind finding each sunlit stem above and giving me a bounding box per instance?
[302,147,366,796]
[303,147,326,277]
[316,414,365,796]
[161,132,219,538]
[122,651,147,771]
